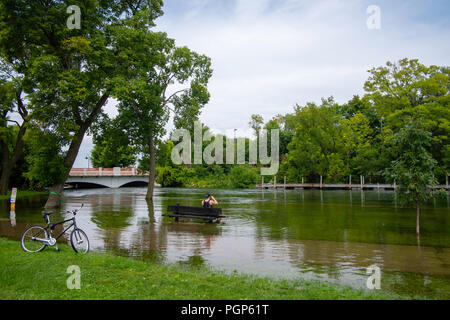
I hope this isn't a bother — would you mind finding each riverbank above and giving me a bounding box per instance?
[0,190,48,201]
[0,237,426,300]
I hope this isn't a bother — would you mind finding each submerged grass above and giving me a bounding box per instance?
[0,190,48,200]
[0,237,426,300]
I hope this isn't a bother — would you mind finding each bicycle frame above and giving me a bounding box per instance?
[47,217,77,241]
[32,216,78,245]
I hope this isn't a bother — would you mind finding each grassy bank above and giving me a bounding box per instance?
[0,237,421,300]
[0,190,48,201]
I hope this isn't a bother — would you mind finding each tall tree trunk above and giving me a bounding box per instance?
[0,163,12,195]
[45,93,109,208]
[0,142,11,195]
[146,135,156,200]
[416,201,420,236]
[0,121,27,195]
[45,126,88,208]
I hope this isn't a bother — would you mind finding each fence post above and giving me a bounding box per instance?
[320,175,323,189]
[349,175,352,189]
[262,176,264,189]
[302,177,304,184]
[274,176,276,189]
[360,175,363,190]
[284,176,286,189]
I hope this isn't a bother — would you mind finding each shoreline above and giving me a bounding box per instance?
[0,237,430,300]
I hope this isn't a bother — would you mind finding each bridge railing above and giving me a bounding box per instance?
[69,167,148,177]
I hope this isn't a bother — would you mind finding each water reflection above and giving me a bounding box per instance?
[0,188,449,298]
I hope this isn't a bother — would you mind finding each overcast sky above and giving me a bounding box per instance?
[74,0,450,167]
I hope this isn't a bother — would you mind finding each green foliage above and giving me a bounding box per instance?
[23,129,66,189]
[156,166,190,187]
[249,114,264,137]
[0,0,165,198]
[385,121,440,207]
[229,166,260,189]
[90,116,136,168]
[91,141,136,168]
[284,97,344,181]
[364,58,449,179]
[279,59,448,185]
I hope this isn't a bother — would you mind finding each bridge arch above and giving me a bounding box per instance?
[119,181,149,188]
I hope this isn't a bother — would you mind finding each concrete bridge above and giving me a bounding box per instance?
[66,167,156,189]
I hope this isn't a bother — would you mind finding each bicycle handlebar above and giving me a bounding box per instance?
[65,203,84,215]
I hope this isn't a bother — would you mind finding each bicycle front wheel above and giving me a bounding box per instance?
[70,228,89,254]
[21,225,48,253]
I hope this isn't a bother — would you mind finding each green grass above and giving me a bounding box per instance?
[0,237,424,300]
[0,190,48,200]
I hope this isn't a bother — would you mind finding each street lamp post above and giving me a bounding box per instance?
[85,156,90,169]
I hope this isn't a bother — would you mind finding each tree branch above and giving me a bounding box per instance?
[164,88,188,105]
[6,119,21,128]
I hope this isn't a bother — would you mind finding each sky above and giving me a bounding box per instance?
[74,0,450,167]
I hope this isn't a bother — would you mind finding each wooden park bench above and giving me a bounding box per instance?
[162,204,226,223]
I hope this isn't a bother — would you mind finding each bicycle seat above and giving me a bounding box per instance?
[41,211,54,216]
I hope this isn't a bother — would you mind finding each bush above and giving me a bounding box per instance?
[230,166,260,189]
[156,166,192,187]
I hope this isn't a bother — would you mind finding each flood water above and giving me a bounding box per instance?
[1,187,449,298]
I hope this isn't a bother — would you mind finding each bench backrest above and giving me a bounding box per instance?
[168,205,222,217]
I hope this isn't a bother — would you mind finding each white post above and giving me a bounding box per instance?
[99,167,102,176]
[302,177,304,184]
[360,175,363,190]
[284,176,286,189]
[274,176,277,189]
[262,176,264,188]
[349,175,352,189]
[83,168,87,176]
[320,175,323,189]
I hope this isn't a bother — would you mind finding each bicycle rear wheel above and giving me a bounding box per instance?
[70,228,89,254]
[21,225,48,253]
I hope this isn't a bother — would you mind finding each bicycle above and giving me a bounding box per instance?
[20,204,90,254]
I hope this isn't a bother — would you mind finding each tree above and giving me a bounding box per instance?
[24,128,66,190]
[114,32,212,200]
[0,0,164,207]
[385,121,441,236]
[249,114,264,137]
[90,116,136,168]
[364,58,449,180]
[284,97,343,182]
[264,116,292,158]
[230,166,259,189]
[0,67,29,194]
[341,112,379,178]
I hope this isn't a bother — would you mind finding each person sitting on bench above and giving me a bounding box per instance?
[202,193,218,208]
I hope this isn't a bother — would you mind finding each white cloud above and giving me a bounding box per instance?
[73,0,450,167]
